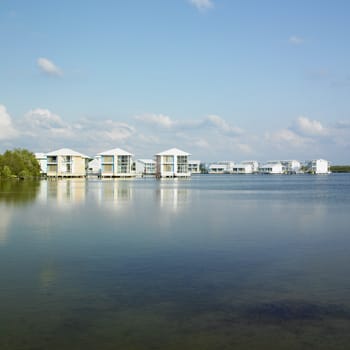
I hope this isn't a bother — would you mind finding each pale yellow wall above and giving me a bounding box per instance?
[71,156,86,176]
[46,165,58,176]
[47,155,87,177]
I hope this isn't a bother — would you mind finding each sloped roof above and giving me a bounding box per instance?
[98,148,134,156]
[46,148,90,158]
[35,153,46,159]
[156,148,191,156]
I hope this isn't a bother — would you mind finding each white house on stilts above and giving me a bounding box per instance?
[155,148,191,178]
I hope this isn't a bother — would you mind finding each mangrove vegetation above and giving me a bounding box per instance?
[0,149,41,179]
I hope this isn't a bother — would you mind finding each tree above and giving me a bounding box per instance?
[1,165,12,178]
[0,149,41,178]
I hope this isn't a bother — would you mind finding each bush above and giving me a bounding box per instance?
[0,149,41,178]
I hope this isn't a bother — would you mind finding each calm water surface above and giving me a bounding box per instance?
[1,175,350,349]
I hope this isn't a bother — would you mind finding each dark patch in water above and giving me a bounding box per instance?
[243,300,350,323]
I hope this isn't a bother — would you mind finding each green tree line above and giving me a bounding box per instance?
[0,149,41,178]
[330,165,350,173]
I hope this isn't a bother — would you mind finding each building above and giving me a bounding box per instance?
[259,161,284,174]
[232,163,253,174]
[98,148,135,177]
[188,160,201,174]
[241,160,259,173]
[155,148,191,178]
[46,148,90,177]
[135,159,156,176]
[35,153,47,175]
[208,161,234,174]
[305,159,330,174]
[208,163,226,174]
[88,156,101,176]
[281,160,301,174]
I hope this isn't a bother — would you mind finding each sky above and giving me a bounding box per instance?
[1,0,350,163]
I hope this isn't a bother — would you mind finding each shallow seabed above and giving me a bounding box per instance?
[1,175,350,349]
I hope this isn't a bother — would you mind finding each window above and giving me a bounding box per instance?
[177,155,188,173]
[163,156,173,163]
[177,156,187,163]
[47,156,57,163]
[103,156,113,163]
[163,164,173,172]
[117,155,130,173]
[103,164,113,173]
[47,164,57,173]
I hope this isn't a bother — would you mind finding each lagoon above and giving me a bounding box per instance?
[1,174,350,349]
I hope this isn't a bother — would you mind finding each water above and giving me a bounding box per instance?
[1,175,350,349]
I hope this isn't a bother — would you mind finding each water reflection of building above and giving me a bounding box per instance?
[157,182,188,211]
[42,179,87,207]
[94,180,133,209]
[0,205,13,246]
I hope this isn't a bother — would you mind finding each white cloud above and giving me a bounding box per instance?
[17,110,136,154]
[75,118,135,141]
[135,114,175,128]
[135,113,243,138]
[37,57,62,76]
[265,116,329,150]
[260,116,350,161]
[205,115,243,136]
[293,116,327,136]
[6,106,349,163]
[289,35,304,45]
[94,120,135,142]
[265,129,312,148]
[23,108,73,138]
[132,112,249,159]
[189,0,213,11]
[25,108,67,129]
[0,104,19,140]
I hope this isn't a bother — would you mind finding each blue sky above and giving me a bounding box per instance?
[1,0,350,163]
